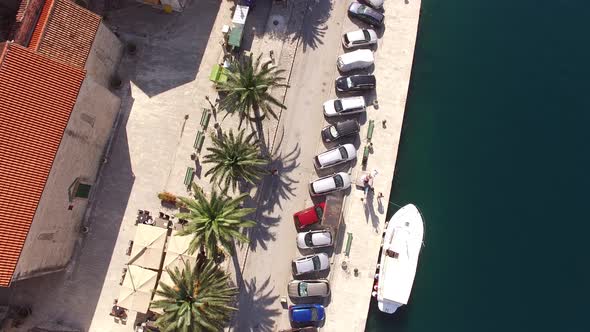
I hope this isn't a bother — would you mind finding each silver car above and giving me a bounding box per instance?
[309,172,352,196]
[297,229,333,249]
[287,279,331,298]
[313,144,357,169]
[292,253,330,276]
[342,29,378,49]
[323,96,366,117]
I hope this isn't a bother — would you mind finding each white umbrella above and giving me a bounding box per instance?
[128,224,168,270]
[118,265,158,313]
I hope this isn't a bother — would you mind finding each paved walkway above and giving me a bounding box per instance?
[323,0,422,330]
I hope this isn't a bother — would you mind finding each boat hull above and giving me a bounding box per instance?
[376,204,424,314]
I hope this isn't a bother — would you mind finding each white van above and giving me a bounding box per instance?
[337,49,374,72]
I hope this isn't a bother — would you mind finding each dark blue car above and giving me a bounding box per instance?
[289,304,325,326]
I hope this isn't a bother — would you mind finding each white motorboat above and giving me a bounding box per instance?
[377,204,424,314]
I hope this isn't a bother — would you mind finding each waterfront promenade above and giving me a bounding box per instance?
[323,0,422,330]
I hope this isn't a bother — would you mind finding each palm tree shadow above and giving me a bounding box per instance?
[297,0,332,52]
[262,0,333,52]
[232,277,281,332]
[258,141,301,213]
[244,213,280,252]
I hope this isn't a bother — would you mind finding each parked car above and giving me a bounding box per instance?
[361,0,384,9]
[337,49,374,72]
[313,144,357,169]
[342,29,378,48]
[321,119,360,142]
[308,172,351,196]
[348,2,384,27]
[292,253,330,276]
[323,96,366,117]
[335,74,376,92]
[288,279,331,298]
[293,202,326,229]
[297,229,333,249]
[289,304,325,326]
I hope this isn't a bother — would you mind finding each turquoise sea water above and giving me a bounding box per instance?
[366,1,590,331]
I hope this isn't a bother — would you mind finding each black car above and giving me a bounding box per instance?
[348,2,384,27]
[321,119,360,142]
[335,74,376,92]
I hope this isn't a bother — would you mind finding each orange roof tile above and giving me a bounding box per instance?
[29,0,101,68]
[0,43,85,287]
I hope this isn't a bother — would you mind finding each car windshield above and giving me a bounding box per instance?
[334,100,343,112]
[333,175,344,188]
[304,233,314,247]
[344,34,350,44]
[362,30,370,41]
[346,77,353,87]
[339,146,349,159]
[329,126,339,138]
[298,282,309,296]
[310,307,318,321]
[312,256,321,270]
[314,206,324,220]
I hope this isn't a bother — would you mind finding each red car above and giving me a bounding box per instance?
[293,202,326,230]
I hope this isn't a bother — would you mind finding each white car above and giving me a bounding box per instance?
[337,49,374,72]
[297,230,333,249]
[323,96,366,117]
[309,172,352,196]
[292,253,330,276]
[313,144,357,169]
[362,0,384,9]
[342,29,378,49]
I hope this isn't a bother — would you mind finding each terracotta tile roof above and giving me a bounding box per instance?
[0,42,85,287]
[29,0,101,68]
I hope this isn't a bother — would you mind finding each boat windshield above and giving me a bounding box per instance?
[339,146,349,159]
[312,256,321,270]
[334,100,343,112]
[298,282,309,296]
[333,175,344,188]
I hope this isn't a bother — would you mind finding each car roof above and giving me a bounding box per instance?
[351,74,376,84]
[311,176,337,193]
[346,29,367,42]
[335,119,360,132]
[295,202,324,225]
[340,96,365,109]
[311,230,332,246]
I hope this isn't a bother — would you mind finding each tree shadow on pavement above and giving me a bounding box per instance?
[262,0,333,52]
[233,277,281,332]
[258,143,301,213]
[298,0,332,51]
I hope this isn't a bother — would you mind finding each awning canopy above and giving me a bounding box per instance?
[128,224,168,270]
[228,25,245,48]
[232,5,249,25]
[118,265,158,313]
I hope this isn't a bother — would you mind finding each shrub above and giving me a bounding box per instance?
[158,191,177,203]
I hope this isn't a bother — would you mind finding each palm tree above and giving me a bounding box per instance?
[217,53,288,127]
[151,259,238,332]
[176,190,256,258]
[203,129,267,192]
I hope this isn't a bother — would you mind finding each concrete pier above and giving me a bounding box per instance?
[323,1,422,330]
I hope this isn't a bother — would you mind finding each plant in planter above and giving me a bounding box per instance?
[157,191,177,203]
